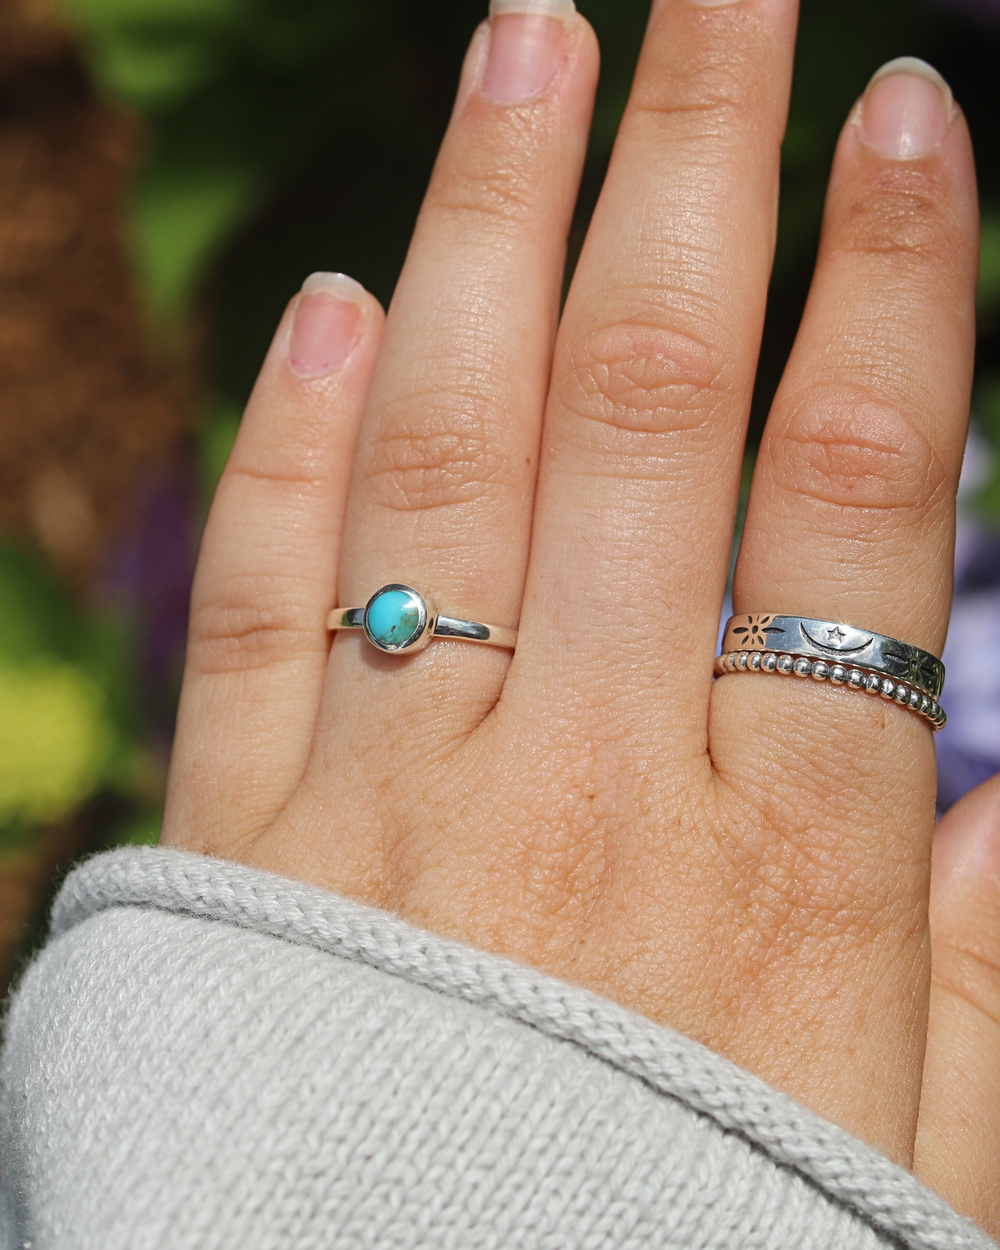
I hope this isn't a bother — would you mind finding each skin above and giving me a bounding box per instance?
[162,0,1000,1234]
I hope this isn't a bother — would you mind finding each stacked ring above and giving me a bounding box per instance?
[714,615,946,730]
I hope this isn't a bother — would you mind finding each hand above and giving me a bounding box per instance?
[161,0,998,1231]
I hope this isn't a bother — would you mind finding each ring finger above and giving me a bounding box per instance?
[713,59,978,1157]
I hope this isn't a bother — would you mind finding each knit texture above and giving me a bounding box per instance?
[1,846,995,1249]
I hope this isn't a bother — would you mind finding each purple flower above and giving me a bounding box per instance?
[937,586,1000,810]
[98,460,199,749]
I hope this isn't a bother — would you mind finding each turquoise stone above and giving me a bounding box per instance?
[364,588,423,650]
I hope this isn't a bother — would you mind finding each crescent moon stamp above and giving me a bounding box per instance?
[799,622,874,655]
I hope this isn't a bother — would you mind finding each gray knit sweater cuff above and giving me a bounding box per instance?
[2,847,995,1250]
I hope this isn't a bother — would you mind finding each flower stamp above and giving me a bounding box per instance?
[730,614,785,651]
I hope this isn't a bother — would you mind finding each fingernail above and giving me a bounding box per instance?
[288,273,365,379]
[483,0,574,105]
[857,57,954,160]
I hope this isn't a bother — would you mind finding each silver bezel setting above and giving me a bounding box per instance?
[361,584,435,654]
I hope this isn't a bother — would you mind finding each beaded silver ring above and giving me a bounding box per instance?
[715,611,947,731]
[713,650,945,730]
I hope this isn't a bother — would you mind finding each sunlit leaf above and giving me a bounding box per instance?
[0,660,114,824]
[87,33,225,109]
[130,158,264,326]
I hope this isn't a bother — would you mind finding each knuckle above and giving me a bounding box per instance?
[837,166,951,266]
[428,124,539,232]
[188,586,316,676]
[933,935,1000,1032]
[932,880,1000,1032]
[225,462,328,492]
[362,406,509,514]
[631,59,749,136]
[771,387,946,516]
[632,95,744,144]
[558,321,727,454]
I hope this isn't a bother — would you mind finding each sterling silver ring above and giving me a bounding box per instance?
[327,584,517,655]
[720,614,944,697]
[715,614,946,730]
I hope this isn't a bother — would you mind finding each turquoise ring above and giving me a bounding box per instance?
[327,584,517,655]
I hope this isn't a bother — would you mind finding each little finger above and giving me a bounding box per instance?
[915,773,1000,1239]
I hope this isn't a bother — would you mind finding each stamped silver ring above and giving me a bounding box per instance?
[327,584,517,655]
[715,614,946,730]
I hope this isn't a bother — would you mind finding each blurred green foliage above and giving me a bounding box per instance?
[974,374,1000,513]
[0,545,148,850]
[5,0,1000,859]
[0,662,110,826]
[979,212,1000,329]
[54,0,1000,478]
[61,0,373,326]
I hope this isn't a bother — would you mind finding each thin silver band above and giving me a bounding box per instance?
[330,607,517,650]
[714,649,946,730]
[327,584,516,655]
[720,614,944,699]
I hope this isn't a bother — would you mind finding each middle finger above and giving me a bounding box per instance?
[516,0,797,755]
